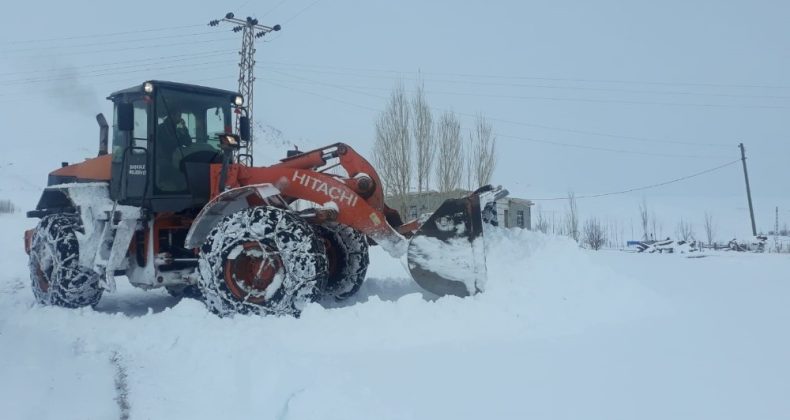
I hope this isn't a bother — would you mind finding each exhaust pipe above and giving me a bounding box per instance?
[96,113,109,156]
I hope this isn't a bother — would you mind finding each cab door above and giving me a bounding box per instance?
[110,98,152,206]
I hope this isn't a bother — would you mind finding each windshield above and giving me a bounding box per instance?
[157,88,233,149]
[154,88,233,194]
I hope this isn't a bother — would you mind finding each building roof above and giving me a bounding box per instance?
[507,197,534,206]
[387,189,533,206]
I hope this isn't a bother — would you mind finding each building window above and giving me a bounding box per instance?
[503,209,509,228]
[409,205,418,219]
[516,210,524,228]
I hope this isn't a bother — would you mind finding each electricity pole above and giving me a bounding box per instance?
[739,142,757,236]
[209,13,281,165]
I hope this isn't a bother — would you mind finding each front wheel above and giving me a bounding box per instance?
[29,213,103,308]
[197,207,328,317]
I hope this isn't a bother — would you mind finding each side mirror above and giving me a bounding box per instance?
[219,134,242,151]
[239,116,250,141]
[117,103,134,132]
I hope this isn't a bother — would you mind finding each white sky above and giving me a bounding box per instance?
[1,0,788,236]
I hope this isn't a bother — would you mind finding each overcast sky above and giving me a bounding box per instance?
[1,0,788,234]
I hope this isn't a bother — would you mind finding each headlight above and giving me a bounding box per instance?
[234,95,244,106]
[143,82,154,93]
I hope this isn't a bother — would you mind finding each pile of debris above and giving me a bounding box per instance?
[723,235,767,252]
[633,235,769,254]
[635,239,700,254]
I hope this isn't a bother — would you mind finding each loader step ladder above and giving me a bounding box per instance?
[92,202,139,292]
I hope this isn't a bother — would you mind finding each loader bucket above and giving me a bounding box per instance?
[407,186,507,297]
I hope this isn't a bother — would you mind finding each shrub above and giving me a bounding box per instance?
[0,199,15,214]
[583,218,606,250]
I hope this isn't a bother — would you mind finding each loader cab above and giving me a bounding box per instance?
[109,81,244,212]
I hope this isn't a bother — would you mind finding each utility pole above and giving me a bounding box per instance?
[773,206,779,252]
[775,206,779,235]
[209,13,281,166]
[739,143,757,236]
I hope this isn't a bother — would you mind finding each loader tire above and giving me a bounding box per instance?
[29,213,103,308]
[197,207,328,317]
[314,224,369,301]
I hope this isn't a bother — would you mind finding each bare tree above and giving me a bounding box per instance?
[435,111,463,193]
[0,199,14,214]
[652,212,660,240]
[583,218,606,250]
[468,115,496,188]
[534,208,549,233]
[703,212,716,246]
[639,199,650,241]
[565,192,579,242]
[676,218,695,242]
[373,82,411,215]
[464,134,473,190]
[412,81,434,194]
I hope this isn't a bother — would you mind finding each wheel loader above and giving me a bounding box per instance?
[23,80,507,316]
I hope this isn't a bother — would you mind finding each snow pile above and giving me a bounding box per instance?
[481,227,665,335]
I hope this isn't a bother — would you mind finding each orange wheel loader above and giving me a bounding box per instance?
[23,80,507,316]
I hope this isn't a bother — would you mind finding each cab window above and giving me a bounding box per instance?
[112,100,148,162]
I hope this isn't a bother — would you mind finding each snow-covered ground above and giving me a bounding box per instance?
[1,209,789,419]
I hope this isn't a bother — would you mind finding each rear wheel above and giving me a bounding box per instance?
[197,207,327,316]
[314,223,369,301]
[29,213,103,308]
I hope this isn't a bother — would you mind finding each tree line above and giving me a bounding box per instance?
[532,196,730,251]
[373,81,496,215]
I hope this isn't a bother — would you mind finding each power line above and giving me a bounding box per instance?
[481,116,731,149]
[530,159,741,201]
[495,133,730,159]
[266,71,790,110]
[262,79,382,112]
[0,24,206,46]
[260,77,731,160]
[0,49,235,77]
[282,0,323,24]
[259,61,790,101]
[0,31,225,54]
[446,73,790,91]
[7,36,238,59]
[264,0,323,42]
[256,59,790,91]
[259,0,291,18]
[263,70,736,151]
[417,89,790,110]
[0,55,237,86]
[263,71,734,148]
[0,69,239,103]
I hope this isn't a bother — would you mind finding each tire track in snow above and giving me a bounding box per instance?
[276,388,305,420]
[110,351,130,420]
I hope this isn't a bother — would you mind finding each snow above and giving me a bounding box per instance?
[407,235,485,295]
[2,209,790,419]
